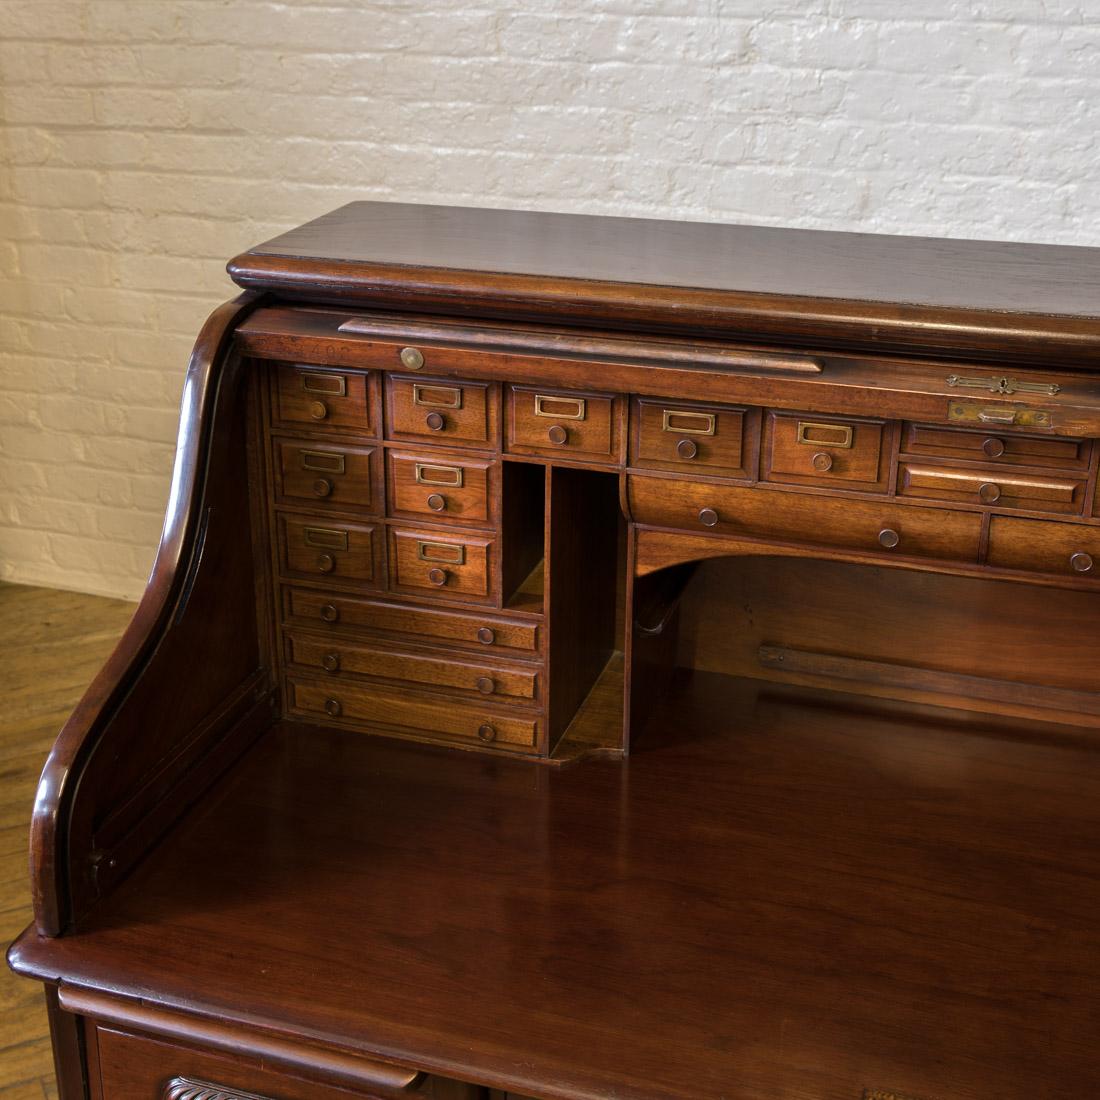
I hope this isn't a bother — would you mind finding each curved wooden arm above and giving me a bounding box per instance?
[30,291,266,936]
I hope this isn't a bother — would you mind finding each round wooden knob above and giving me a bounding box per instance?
[321,652,340,673]
[1071,552,1093,574]
[477,627,495,645]
[477,723,497,743]
[547,424,568,446]
[399,346,424,370]
[878,528,900,549]
[812,452,833,472]
[324,698,342,718]
[427,493,446,512]
[982,437,1006,458]
[309,400,328,420]
[676,438,698,460]
[698,507,719,527]
[428,567,448,586]
[425,411,445,431]
[320,603,339,623]
[979,482,1001,504]
[312,477,333,497]
[475,676,495,695]
[316,552,335,573]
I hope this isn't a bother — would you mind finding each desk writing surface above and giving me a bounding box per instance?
[13,674,1100,1100]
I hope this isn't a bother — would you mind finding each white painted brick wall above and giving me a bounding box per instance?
[2,1,1099,600]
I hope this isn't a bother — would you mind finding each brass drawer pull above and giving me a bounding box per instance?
[324,697,342,717]
[321,652,340,673]
[477,627,495,645]
[699,507,719,527]
[412,383,463,409]
[309,400,328,420]
[547,424,569,445]
[427,493,446,512]
[428,567,449,586]
[302,526,349,551]
[978,409,1019,425]
[476,676,495,694]
[300,449,346,474]
[1071,552,1094,574]
[878,528,900,549]
[676,438,698,460]
[417,540,466,565]
[415,463,464,487]
[477,723,497,742]
[979,482,1002,504]
[316,553,335,573]
[796,421,853,449]
[982,437,1006,458]
[534,393,586,421]
[399,346,424,370]
[319,603,339,623]
[312,478,333,498]
[662,409,715,436]
[811,452,833,472]
[300,371,347,396]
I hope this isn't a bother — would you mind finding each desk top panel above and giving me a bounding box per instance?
[228,202,1100,364]
[13,676,1100,1100]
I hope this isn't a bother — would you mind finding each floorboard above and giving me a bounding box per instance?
[0,583,133,1099]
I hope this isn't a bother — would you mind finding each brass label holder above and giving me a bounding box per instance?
[412,383,463,409]
[300,371,347,396]
[415,463,464,488]
[417,541,466,565]
[303,526,349,551]
[299,450,346,474]
[796,420,853,448]
[662,409,715,436]
[534,394,587,421]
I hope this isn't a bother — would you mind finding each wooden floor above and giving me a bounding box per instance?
[0,584,134,1100]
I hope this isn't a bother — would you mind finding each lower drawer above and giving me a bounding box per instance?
[288,676,541,754]
[285,630,541,705]
[627,475,982,563]
[282,588,542,655]
[91,1024,483,1100]
[987,516,1100,579]
[897,461,1087,515]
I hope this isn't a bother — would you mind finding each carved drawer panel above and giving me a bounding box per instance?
[288,676,540,753]
[282,587,541,655]
[387,449,496,527]
[763,411,888,492]
[285,630,540,705]
[271,364,376,434]
[628,475,982,563]
[388,526,496,604]
[385,375,498,447]
[505,385,622,463]
[630,397,754,478]
[273,436,380,513]
[277,513,383,589]
[987,516,1100,579]
[902,422,1090,470]
[897,461,1087,515]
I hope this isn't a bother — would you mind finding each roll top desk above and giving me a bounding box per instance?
[9,203,1100,1100]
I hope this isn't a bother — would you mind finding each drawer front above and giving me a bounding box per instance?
[628,475,981,562]
[898,462,1087,515]
[278,513,382,587]
[902,422,1090,470]
[631,397,751,477]
[275,437,379,512]
[92,1024,475,1100]
[763,411,887,491]
[272,364,374,433]
[288,676,540,753]
[389,527,495,603]
[283,588,541,654]
[987,516,1100,578]
[286,631,539,703]
[506,386,621,462]
[387,449,495,526]
[385,375,497,446]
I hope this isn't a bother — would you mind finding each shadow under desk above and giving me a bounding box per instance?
[12,672,1100,1100]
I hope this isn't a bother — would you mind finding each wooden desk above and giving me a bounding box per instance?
[9,203,1100,1099]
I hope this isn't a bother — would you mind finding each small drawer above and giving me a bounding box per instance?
[898,462,1087,515]
[274,437,380,512]
[763,411,888,492]
[902,423,1090,470]
[628,475,981,563]
[631,398,753,477]
[282,588,541,654]
[387,449,496,526]
[385,375,498,447]
[277,513,382,588]
[506,386,622,462]
[389,527,495,604]
[272,363,375,433]
[288,676,540,753]
[286,631,539,704]
[987,516,1100,579]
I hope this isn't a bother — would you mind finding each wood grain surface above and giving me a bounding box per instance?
[0,583,133,1100]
